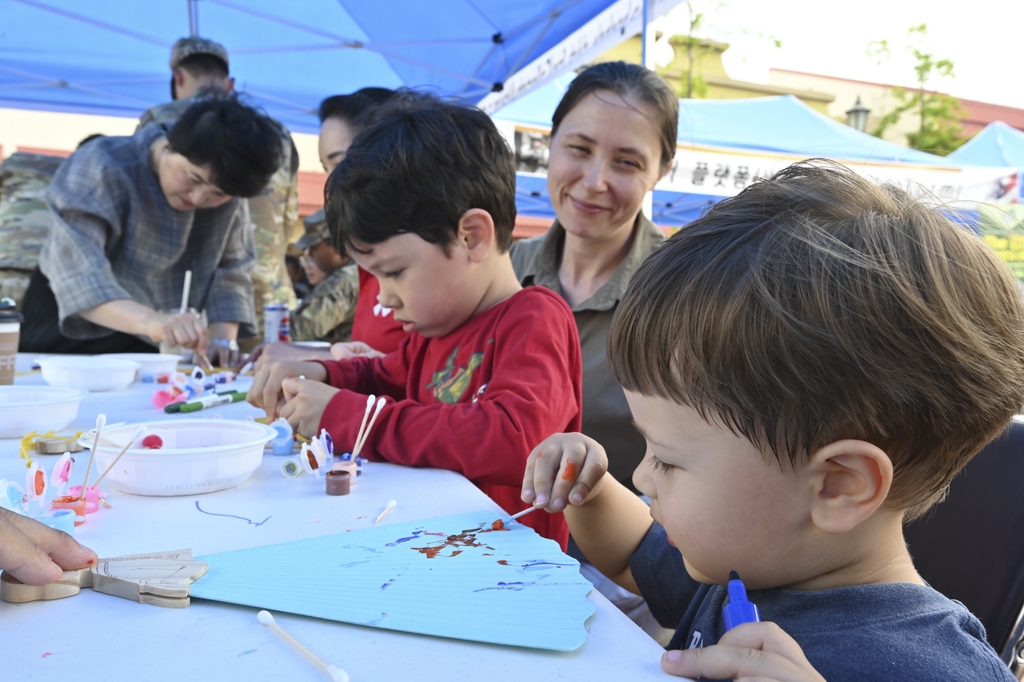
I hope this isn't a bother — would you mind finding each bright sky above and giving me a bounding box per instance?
[654,0,1023,110]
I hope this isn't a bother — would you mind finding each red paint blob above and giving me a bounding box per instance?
[33,469,45,496]
[490,519,504,530]
[141,435,163,449]
[497,560,509,566]
[561,461,578,481]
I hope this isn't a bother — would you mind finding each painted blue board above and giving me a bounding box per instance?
[192,510,595,651]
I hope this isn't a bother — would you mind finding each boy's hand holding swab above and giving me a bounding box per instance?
[279,377,340,438]
[248,360,327,420]
[521,432,609,512]
[662,621,826,682]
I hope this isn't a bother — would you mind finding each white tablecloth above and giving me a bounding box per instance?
[0,356,672,681]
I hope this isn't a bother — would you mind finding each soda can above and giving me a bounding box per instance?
[263,302,291,343]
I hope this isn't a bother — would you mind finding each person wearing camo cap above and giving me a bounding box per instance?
[139,36,300,353]
[289,209,358,344]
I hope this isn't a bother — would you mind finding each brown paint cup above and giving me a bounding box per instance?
[325,470,351,496]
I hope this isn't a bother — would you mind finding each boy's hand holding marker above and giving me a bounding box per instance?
[663,622,825,682]
[521,433,609,511]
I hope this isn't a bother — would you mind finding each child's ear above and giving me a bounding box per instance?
[456,209,495,262]
[805,440,892,534]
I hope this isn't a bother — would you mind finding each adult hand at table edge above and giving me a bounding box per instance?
[662,622,827,681]
[330,340,387,361]
[252,342,336,370]
[0,509,97,586]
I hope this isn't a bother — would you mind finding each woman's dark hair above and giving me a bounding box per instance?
[167,94,282,198]
[325,95,516,254]
[318,88,395,130]
[551,61,678,169]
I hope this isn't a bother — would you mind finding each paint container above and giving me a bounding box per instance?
[325,470,350,496]
[37,509,76,535]
[269,419,294,456]
[66,485,101,514]
[50,495,87,526]
[281,458,303,478]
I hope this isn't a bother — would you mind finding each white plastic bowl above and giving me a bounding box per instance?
[86,419,276,496]
[0,386,87,439]
[101,353,180,379]
[37,356,141,391]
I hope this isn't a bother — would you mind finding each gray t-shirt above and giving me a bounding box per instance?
[631,524,1014,682]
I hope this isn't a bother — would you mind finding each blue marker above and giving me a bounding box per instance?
[722,570,760,631]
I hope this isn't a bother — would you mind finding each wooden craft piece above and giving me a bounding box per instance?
[0,549,207,609]
[0,567,91,603]
[91,549,208,608]
[36,437,84,454]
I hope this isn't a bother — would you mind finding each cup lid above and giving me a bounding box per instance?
[0,298,22,323]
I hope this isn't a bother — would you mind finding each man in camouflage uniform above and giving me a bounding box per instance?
[291,209,358,344]
[0,153,63,308]
[138,37,299,348]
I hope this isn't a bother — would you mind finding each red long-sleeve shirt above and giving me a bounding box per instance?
[317,286,582,548]
[351,266,408,354]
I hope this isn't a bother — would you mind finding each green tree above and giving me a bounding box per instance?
[676,0,720,98]
[867,24,965,156]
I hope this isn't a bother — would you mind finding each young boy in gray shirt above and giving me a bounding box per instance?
[522,160,1024,681]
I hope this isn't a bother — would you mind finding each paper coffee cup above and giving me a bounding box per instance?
[0,320,20,385]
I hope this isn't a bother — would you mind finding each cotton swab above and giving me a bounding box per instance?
[374,499,397,524]
[179,270,192,314]
[91,426,146,489]
[257,610,348,682]
[78,414,105,502]
[491,505,542,530]
[352,395,375,454]
[353,397,386,457]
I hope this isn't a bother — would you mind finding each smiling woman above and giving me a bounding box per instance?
[510,62,679,489]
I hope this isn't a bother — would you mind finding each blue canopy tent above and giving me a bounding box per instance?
[495,81,1000,226]
[949,121,1024,170]
[0,0,680,134]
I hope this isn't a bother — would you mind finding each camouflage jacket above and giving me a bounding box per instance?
[0,153,64,270]
[291,263,359,344]
[139,96,300,322]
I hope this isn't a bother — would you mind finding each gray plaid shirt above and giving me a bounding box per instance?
[39,123,256,339]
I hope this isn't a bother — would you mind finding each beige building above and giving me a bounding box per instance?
[768,69,1024,147]
[601,35,834,113]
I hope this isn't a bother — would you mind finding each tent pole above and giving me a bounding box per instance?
[641,0,654,69]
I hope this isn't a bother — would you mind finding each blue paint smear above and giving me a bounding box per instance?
[385,530,444,546]
[474,581,535,592]
[381,578,396,591]
[338,560,370,569]
[194,501,271,526]
[518,560,572,572]
[238,650,257,657]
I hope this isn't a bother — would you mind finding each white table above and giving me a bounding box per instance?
[0,357,671,681]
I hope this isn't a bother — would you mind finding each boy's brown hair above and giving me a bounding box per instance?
[610,160,1024,519]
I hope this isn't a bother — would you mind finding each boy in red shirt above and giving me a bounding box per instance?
[249,96,582,547]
